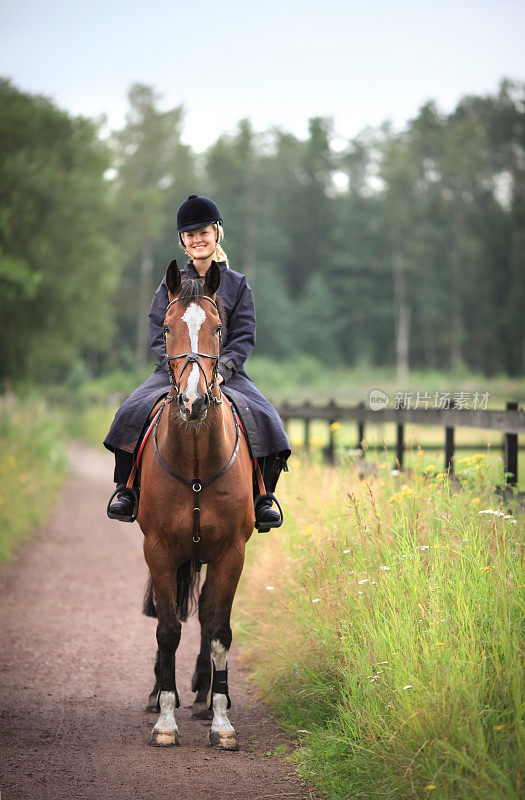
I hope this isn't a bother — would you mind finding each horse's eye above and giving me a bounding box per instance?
[216,326,222,335]
[163,325,170,334]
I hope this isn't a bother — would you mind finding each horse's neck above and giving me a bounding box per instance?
[162,404,231,476]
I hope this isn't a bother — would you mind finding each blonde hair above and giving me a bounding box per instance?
[180,223,229,268]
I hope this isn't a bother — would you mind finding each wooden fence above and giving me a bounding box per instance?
[276,400,525,486]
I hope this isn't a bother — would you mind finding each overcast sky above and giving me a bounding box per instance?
[1,0,524,150]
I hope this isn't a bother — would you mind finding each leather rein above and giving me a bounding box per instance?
[155,295,241,571]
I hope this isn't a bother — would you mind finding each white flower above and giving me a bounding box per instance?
[266,586,275,591]
[391,469,400,476]
[342,549,350,554]
[379,565,391,571]
[357,591,363,595]
[358,578,370,584]
[378,661,389,665]
[419,545,429,551]
[312,598,321,603]
[402,685,413,690]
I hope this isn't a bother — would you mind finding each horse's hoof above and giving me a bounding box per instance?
[209,730,238,751]
[149,729,180,747]
[192,701,213,719]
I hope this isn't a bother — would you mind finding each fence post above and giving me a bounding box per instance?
[504,401,518,486]
[324,400,337,464]
[357,401,365,457]
[304,401,311,453]
[444,400,456,473]
[396,423,404,470]
[281,401,289,434]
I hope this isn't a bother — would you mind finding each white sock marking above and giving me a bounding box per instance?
[210,639,234,733]
[153,690,179,733]
[181,303,206,402]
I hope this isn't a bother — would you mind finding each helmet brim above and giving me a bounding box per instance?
[177,217,222,233]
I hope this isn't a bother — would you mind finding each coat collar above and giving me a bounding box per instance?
[182,260,228,277]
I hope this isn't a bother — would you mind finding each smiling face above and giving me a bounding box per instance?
[181,225,218,263]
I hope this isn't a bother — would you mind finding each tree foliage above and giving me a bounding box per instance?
[0,79,116,382]
[1,78,523,384]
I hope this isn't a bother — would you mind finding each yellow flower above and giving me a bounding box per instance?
[285,601,293,612]
[8,455,17,467]
[481,565,493,572]
[424,785,436,791]
[329,421,341,431]
[424,464,436,473]
[471,497,480,504]
[493,724,506,731]
[18,474,27,483]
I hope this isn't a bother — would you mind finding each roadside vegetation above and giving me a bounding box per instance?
[0,399,66,563]
[234,453,524,800]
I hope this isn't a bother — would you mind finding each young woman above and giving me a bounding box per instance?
[104,194,290,530]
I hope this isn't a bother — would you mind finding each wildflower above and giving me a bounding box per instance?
[342,549,350,554]
[285,601,293,611]
[480,566,493,572]
[471,497,480,504]
[434,642,446,646]
[424,785,436,791]
[18,474,27,483]
[357,591,363,595]
[266,586,275,591]
[330,421,341,431]
[312,598,321,603]
[378,661,389,665]
[402,685,413,690]
[391,469,399,476]
[424,464,436,473]
[379,565,390,571]
[419,545,429,551]
[493,724,506,731]
[358,578,369,584]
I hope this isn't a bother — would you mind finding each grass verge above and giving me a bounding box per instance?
[0,399,67,563]
[234,456,524,799]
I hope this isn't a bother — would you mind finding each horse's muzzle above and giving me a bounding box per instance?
[178,392,210,423]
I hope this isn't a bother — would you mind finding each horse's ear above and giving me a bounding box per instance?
[166,258,181,300]
[204,260,221,297]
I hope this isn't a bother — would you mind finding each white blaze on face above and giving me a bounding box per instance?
[181,303,206,403]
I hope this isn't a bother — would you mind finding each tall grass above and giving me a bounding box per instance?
[234,455,524,799]
[0,400,67,563]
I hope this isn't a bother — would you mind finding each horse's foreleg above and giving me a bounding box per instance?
[149,593,182,747]
[146,649,160,712]
[204,547,245,751]
[191,577,213,719]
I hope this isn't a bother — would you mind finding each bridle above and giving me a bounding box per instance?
[163,295,223,407]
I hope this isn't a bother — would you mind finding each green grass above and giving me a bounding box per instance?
[234,455,524,799]
[0,400,67,563]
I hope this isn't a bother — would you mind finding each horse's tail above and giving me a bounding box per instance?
[175,561,200,622]
[142,563,200,622]
[143,577,157,617]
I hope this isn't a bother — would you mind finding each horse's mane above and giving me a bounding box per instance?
[177,277,228,333]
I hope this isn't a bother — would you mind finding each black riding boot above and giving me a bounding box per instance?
[254,453,287,532]
[107,449,138,522]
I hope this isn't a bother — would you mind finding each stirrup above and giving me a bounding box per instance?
[107,484,139,523]
[255,492,284,533]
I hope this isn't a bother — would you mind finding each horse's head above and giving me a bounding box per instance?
[164,259,223,423]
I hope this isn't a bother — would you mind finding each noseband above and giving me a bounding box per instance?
[164,295,223,407]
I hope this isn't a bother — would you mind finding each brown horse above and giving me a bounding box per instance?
[137,258,254,750]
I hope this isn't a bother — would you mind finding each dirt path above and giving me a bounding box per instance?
[0,444,313,800]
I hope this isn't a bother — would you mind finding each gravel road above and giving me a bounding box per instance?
[0,443,313,800]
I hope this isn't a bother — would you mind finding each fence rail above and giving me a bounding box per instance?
[276,400,523,486]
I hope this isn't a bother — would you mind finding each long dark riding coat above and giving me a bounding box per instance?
[104,260,291,463]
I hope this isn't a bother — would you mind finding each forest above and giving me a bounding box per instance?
[1,77,523,385]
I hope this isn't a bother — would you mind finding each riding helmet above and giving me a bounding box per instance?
[177,194,223,233]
